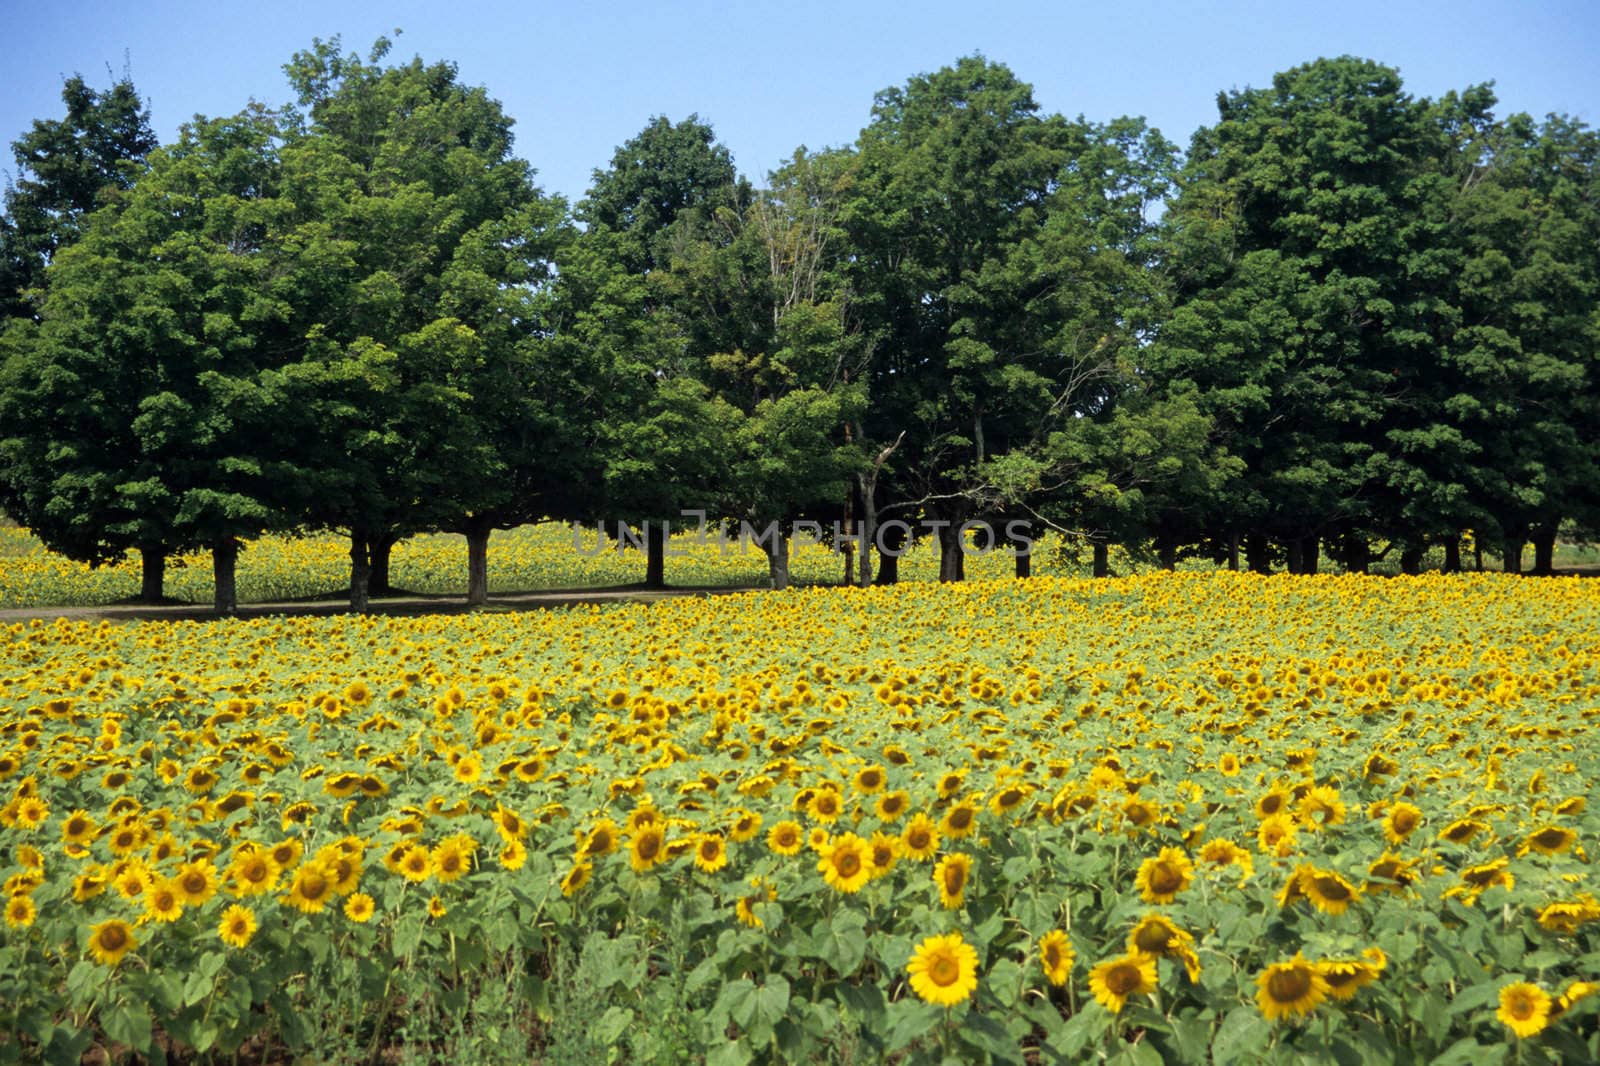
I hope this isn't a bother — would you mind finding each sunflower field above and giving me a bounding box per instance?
[1,572,1598,1064]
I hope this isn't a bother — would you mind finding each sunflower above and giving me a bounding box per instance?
[1256,814,1298,856]
[875,790,910,823]
[431,837,474,884]
[1198,838,1254,881]
[580,819,620,858]
[560,860,593,897]
[173,860,219,906]
[628,824,668,872]
[1521,825,1578,857]
[853,765,887,794]
[1255,955,1328,1021]
[492,803,528,842]
[933,852,972,909]
[939,801,980,840]
[1316,948,1385,1000]
[1127,914,1201,981]
[498,838,528,871]
[900,813,941,862]
[807,789,844,824]
[87,919,138,966]
[1555,981,1598,1018]
[397,843,432,882]
[1298,785,1345,831]
[1255,788,1291,820]
[694,833,729,874]
[1088,953,1157,1014]
[344,892,376,922]
[1438,818,1488,845]
[145,879,185,923]
[1497,982,1552,1038]
[286,862,336,914]
[1381,802,1423,843]
[734,877,777,929]
[866,832,899,878]
[428,896,448,919]
[4,893,36,929]
[817,833,872,894]
[1302,867,1360,916]
[1365,853,1420,894]
[728,810,763,843]
[766,820,803,856]
[60,809,96,846]
[1134,847,1193,904]
[906,932,979,1007]
[1536,895,1600,933]
[1039,929,1074,986]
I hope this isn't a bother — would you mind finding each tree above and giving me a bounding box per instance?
[1153,57,1451,572]
[1,71,158,322]
[278,36,562,610]
[1,107,301,613]
[572,114,746,588]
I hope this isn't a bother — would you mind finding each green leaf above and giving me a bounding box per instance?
[1210,1005,1270,1065]
[591,1006,632,1048]
[183,969,214,1007]
[705,1040,752,1066]
[101,1002,153,1053]
[818,909,868,976]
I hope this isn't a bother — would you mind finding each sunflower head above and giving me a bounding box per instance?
[906,932,979,1007]
[1497,982,1553,1038]
[1256,955,1328,1021]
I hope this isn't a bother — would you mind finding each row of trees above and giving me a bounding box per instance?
[1,41,1596,613]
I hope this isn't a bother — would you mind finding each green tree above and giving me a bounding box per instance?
[570,114,746,588]
[1,71,157,322]
[0,107,300,613]
[1154,57,1450,572]
[278,36,562,610]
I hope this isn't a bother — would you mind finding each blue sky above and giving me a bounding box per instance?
[3,0,1596,204]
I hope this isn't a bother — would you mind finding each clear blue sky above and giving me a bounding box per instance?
[3,0,1596,204]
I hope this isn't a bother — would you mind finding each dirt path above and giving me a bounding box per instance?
[0,584,764,624]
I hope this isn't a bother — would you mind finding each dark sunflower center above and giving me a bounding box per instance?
[1267,967,1312,1002]
[929,955,959,986]
[907,829,930,850]
[835,851,861,877]
[100,925,127,950]
[943,865,966,894]
[949,808,973,830]
[1133,925,1173,953]
[1149,863,1184,894]
[636,834,660,860]
[1313,876,1352,901]
[1106,964,1142,995]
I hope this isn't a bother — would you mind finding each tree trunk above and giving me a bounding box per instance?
[1092,541,1109,579]
[212,537,239,616]
[1013,521,1032,579]
[644,522,666,590]
[874,522,904,585]
[1227,533,1240,572]
[1400,546,1423,575]
[1531,525,1557,575]
[465,519,492,606]
[1303,535,1320,575]
[1443,537,1461,574]
[1246,534,1271,574]
[368,532,397,596]
[1156,532,1177,572]
[1473,535,1484,572]
[766,533,791,591]
[841,488,855,587]
[1502,537,1523,575]
[138,545,166,603]
[1346,537,1370,575]
[349,531,371,614]
[937,523,965,583]
[857,483,877,588]
[1285,538,1304,575]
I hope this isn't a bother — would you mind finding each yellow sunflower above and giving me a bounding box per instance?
[1088,953,1157,1014]
[1039,929,1074,987]
[4,893,37,929]
[1316,948,1385,1000]
[285,862,337,914]
[628,824,668,872]
[1134,847,1193,904]
[766,820,803,856]
[900,813,941,862]
[87,919,138,966]
[1497,982,1552,1038]
[906,932,979,1007]
[933,852,973,909]
[145,879,184,923]
[1521,825,1578,857]
[560,860,593,897]
[1256,955,1328,1021]
[817,833,872,894]
[1302,868,1361,916]
[694,833,729,874]
[344,892,376,922]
